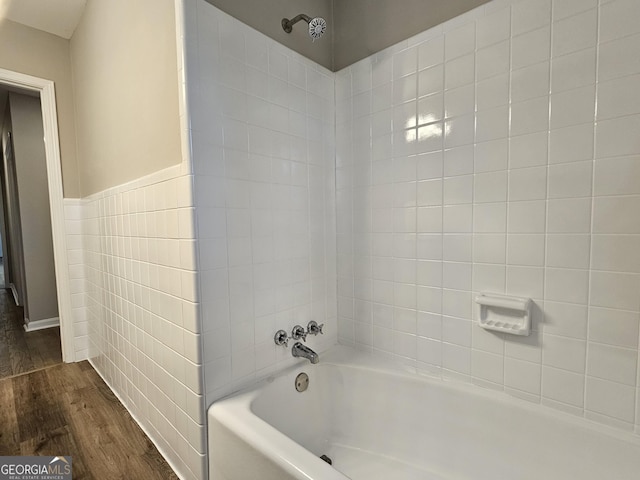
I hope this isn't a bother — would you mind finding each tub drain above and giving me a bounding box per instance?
[295,372,309,392]
[320,454,332,465]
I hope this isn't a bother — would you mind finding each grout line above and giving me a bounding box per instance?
[349,69,356,347]
[538,0,555,406]
[583,0,602,417]
[501,2,514,389]
[438,35,446,375]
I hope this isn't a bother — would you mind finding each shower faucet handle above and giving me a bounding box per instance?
[307,321,324,336]
[291,325,307,342]
[274,330,289,347]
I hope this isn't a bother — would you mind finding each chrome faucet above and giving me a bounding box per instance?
[291,342,319,364]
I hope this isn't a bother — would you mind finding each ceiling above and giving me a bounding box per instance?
[0,0,86,39]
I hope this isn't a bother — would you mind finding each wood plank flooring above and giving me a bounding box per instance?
[0,361,179,479]
[0,289,62,380]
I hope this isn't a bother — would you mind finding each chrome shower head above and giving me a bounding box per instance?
[282,14,327,41]
[308,17,327,40]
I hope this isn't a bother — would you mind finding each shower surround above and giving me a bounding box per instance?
[335,0,640,433]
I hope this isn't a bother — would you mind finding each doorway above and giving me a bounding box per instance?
[0,68,74,369]
[0,88,63,378]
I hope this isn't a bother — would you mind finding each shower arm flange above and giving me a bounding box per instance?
[282,14,312,33]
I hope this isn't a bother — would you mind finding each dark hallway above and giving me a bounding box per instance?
[0,289,61,380]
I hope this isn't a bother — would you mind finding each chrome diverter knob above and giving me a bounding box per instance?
[291,325,307,342]
[274,330,288,347]
[307,320,324,336]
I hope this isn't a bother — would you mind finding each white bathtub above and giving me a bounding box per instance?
[208,346,640,479]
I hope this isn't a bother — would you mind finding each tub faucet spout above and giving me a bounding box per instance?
[292,342,319,364]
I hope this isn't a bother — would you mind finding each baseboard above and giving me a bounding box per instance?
[9,283,19,306]
[24,317,60,332]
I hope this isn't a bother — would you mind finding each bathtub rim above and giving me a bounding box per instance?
[208,344,640,479]
[208,383,350,480]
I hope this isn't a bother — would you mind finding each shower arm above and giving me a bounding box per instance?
[282,14,312,33]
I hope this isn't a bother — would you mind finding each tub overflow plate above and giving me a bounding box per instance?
[295,372,309,392]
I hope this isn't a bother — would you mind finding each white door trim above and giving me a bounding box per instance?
[0,67,75,362]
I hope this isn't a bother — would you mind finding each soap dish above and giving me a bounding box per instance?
[475,293,532,336]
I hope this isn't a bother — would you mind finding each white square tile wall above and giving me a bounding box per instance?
[184,0,338,408]
[63,199,89,360]
[336,0,640,433]
[82,165,206,480]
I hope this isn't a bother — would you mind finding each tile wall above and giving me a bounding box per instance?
[63,198,89,360]
[335,0,640,433]
[184,0,338,407]
[82,164,206,480]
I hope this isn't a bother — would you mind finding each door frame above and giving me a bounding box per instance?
[0,68,74,362]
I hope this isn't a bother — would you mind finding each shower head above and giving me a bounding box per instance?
[282,14,327,41]
[308,17,327,40]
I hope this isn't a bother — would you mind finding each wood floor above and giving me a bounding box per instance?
[0,361,179,479]
[0,289,62,380]
[0,289,178,479]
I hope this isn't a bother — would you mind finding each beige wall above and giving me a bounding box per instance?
[206,0,333,70]
[5,93,58,323]
[0,19,80,197]
[333,0,491,70]
[1,100,26,309]
[70,0,181,196]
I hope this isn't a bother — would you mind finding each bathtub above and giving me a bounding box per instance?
[208,346,640,479]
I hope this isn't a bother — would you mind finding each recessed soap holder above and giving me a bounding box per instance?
[475,293,532,336]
